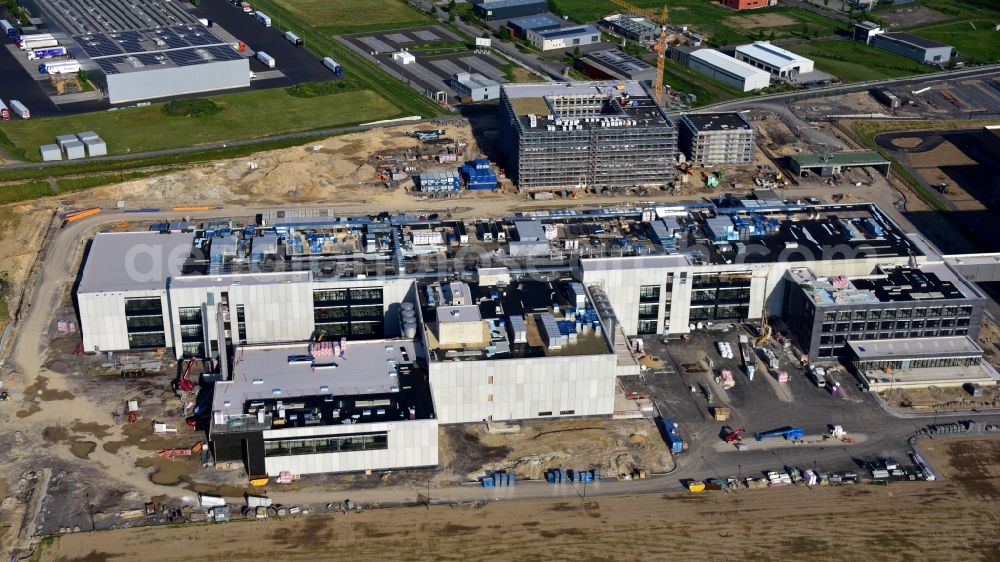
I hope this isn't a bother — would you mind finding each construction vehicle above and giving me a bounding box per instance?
[933,182,948,193]
[723,427,746,444]
[687,480,705,493]
[754,427,804,441]
[659,417,689,453]
[0,391,9,401]
[754,305,771,346]
[411,129,444,141]
[609,0,668,104]
[175,359,197,393]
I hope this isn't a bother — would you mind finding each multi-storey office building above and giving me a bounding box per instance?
[678,112,755,164]
[498,81,677,192]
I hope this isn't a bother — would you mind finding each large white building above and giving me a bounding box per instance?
[734,41,814,79]
[688,48,771,92]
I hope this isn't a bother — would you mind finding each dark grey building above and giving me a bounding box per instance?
[600,14,659,44]
[472,0,547,20]
[870,32,953,65]
[578,49,656,82]
[785,264,986,360]
[499,81,677,192]
[507,14,562,38]
[678,112,754,164]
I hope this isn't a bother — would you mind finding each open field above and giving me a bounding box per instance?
[548,0,845,45]
[35,460,1000,562]
[271,0,430,34]
[876,0,1000,63]
[787,40,932,82]
[0,87,400,162]
[911,19,1000,63]
[663,59,743,106]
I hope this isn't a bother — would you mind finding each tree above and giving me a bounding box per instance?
[0,271,9,301]
[768,30,776,41]
[499,26,512,41]
[823,0,829,7]
[573,46,581,60]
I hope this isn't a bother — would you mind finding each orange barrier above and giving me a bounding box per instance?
[172,206,211,212]
[65,208,101,222]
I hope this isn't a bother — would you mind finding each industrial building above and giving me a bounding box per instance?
[846,337,999,391]
[789,151,891,178]
[678,112,755,164]
[687,49,770,92]
[37,0,249,103]
[854,21,883,43]
[784,264,986,360]
[497,81,677,192]
[578,49,656,82]
[471,0,547,20]
[720,0,775,9]
[600,14,659,44]
[983,125,1000,162]
[507,14,562,39]
[526,24,601,51]
[734,42,814,79]
[869,32,953,65]
[451,72,500,102]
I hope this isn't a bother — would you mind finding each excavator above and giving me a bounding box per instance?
[723,427,746,444]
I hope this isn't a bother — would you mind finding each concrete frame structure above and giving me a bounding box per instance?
[498,81,677,192]
[687,49,770,92]
[678,112,755,164]
[734,42,814,79]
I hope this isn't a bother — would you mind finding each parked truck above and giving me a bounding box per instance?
[9,100,29,119]
[284,31,303,46]
[17,34,58,50]
[1,19,18,40]
[256,51,275,68]
[38,60,81,75]
[0,100,10,121]
[254,11,271,26]
[659,417,689,454]
[323,57,343,76]
[27,46,68,60]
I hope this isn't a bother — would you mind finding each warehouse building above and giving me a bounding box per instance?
[472,0,547,20]
[600,14,659,44]
[578,49,656,82]
[678,112,755,164]
[846,337,999,391]
[451,72,500,102]
[687,49,770,92]
[790,151,891,178]
[734,42,814,79]
[869,32,953,65]
[498,81,677,192]
[527,24,601,51]
[507,14,562,39]
[785,264,986,360]
[37,0,249,103]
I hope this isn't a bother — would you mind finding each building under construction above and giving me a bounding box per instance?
[498,81,677,193]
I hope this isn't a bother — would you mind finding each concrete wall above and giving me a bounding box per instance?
[429,353,618,423]
[106,58,249,104]
[78,289,170,352]
[262,419,438,476]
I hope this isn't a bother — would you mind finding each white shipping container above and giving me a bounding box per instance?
[256,51,275,68]
[254,11,272,27]
[40,60,81,74]
[19,37,58,50]
[9,100,29,119]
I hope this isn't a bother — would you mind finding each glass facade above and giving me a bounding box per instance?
[813,304,974,358]
[853,355,981,372]
[688,273,751,321]
[178,306,204,357]
[313,287,384,340]
[263,432,388,457]
[125,297,165,350]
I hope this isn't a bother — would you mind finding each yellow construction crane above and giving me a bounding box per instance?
[609,0,669,104]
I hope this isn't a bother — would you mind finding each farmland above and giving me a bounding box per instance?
[270,0,430,35]
[787,40,932,82]
[0,87,400,162]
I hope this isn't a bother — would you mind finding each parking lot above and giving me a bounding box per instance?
[633,327,928,482]
[340,25,506,102]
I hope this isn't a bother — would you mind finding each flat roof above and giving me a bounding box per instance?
[848,336,983,359]
[537,24,599,39]
[682,112,753,132]
[502,80,671,130]
[881,32,950,50]
[78,231,195,293]
[41,0,197,34]
[603,14,659,34]
[455,72,499,89]
[169,271,311,290]
[474,0,546,8]
[582,49,654,74]
[76,26,245,76]
[792,151,890,167]
[690,48,769,80]
[508,14,563,30]
[735,41,811,68]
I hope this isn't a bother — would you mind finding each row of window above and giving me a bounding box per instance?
[689,304,750,321]
[314,305,383,321]
[854,356,981,372]
[263,432,388,457]
[314,321,384,338]
[313,287,383,305]
[822,306,974,322]
[128,332,165,349]
[125,297,162,316]
[821,327,970,345]
[821,317,971,334]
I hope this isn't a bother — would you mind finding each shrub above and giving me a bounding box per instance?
[162,98,223,118]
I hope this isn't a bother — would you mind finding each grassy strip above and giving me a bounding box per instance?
[55,168,179,193]
[0,134,331,183]
[786,40,931,82]
[251,0,446,118]
[0,180,52,205]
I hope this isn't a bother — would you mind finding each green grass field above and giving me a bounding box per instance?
[0,87,400,162]
[663,60,742,106]
[911,19,1000,63]
[787,40,932,82]
[547,0,846,45]
[271,0,430,34]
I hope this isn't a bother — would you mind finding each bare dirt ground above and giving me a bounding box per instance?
[35,437,1000,561]
[879,5,951,29]
[725,13,797,30]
